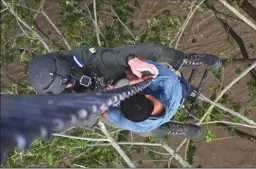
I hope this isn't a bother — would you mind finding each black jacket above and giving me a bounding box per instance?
[61,42,186,86]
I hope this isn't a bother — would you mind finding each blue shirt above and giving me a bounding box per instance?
[106,60,183,133]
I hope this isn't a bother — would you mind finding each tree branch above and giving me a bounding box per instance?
[111,6,136,41]
[33,0,45,19]
[167,139,188,167]
[82,1,108,47]
[169,0,204,48]
[98,121,136,168]
[52,133,108,142]
[1,0,51,52]
[219,0,256,31]
[93,0,101,46]
[41,10,71,50]
[198,94,256,125]
[19,1,71,50]
[86,142,162,147]
[200,120,256,128]
[162,142,191,168]
[198,61,256,125]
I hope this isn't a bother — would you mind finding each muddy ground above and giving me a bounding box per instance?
[1,0,256,168]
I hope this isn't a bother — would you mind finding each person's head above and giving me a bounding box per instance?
[26,53,72,94]
[120,94,154,122]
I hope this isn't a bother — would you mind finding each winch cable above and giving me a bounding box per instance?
[0,79,152,163]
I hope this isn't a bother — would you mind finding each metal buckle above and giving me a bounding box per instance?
[79,75,92,87]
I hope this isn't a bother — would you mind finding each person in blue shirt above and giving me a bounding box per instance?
[101,60,202,139]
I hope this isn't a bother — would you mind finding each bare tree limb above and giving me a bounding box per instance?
[198,93,256,125]
[167,139,188,167]
[86,140,191,167]
[184,139,190,161]
[111,6,136,41]
[73,164,87,168]
[52,133,108,142]
[1,7,7,13]
[86,142,162,147]
[219,0,256,31]
[200,120,256,128]
[1,0,51,52]
[198,61,256,125]
[142,146,171,156]
[33,0,45,19]
[162,142,191,168]
[41,10,71,50]
[98,121,136,168]
[82,1,108,47]
[19,1,71,50]
[93,0,101,46]
[174,0,205,49]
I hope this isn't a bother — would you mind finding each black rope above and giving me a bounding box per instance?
[0,79,152,163]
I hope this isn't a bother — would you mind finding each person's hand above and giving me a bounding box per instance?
[128,57,159,78]
[129,75,153,85]
[107,84,116,90]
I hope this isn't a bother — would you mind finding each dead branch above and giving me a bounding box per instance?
[162,142,191,168]
[33,0,45,19]
[219,0,256,31]
[1,0,51,52]
[167,139,188,167]
[72,164,87,168]
[1,7,7,13]
[52,133,108,142]
[93,0,102,46]
[198,61,256,125]
[19,1,71,50]
[98,121,136,168]
[81,142,161,147]
[111,6,136,41]
[200,120,256,128]
[184,140,190,161]
[41,10,71,50]
[175,0,205,49]
[86,140,191,167]
[82,1,108,47]
[198,94,256,125]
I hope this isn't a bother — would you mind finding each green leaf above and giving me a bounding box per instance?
[205,129,216,142]
[235,66,241,74]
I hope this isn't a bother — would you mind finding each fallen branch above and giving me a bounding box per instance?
[19,1,71,50]
[82,1,108,47]
[184,140,190,161]
[198,94,256,125]
[73,164,87,168]
[219,0,256,31]
[1,0,51,52]
[93,0,101,46]
[162,142,191,168]
[111,6,136,41]
[175,0,205,49]
[52,133,108,142]
[169,0,205,48]
[200,120,256,128]
[86,142,162,147]
[98,121,136,168]
[198,61,256,125]
[167,139,188,167]
[33,0,45,19]
[41,10,71,50]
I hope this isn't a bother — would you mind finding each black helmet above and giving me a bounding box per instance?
[26,53,71,94]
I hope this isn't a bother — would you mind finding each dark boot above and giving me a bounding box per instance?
[183,53,222,70]
[167,122,202,139]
